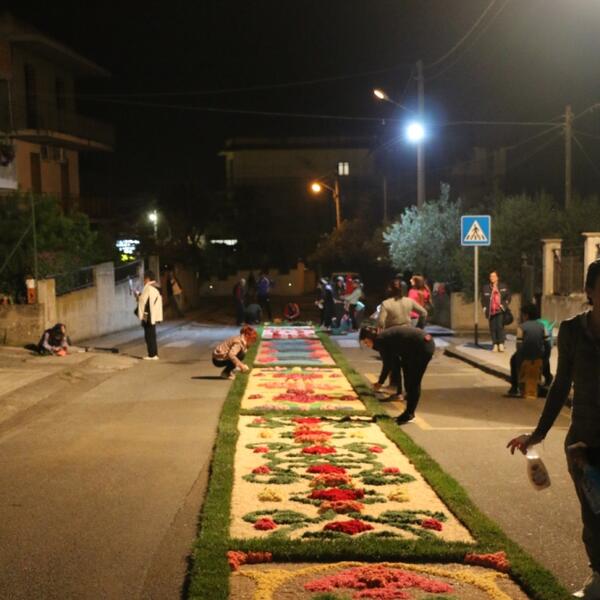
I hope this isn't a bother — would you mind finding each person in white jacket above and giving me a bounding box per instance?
[136,270,163,360]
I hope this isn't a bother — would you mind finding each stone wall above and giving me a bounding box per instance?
[541,294,588,327]
[449,292,522,333]
[0,303,45,345]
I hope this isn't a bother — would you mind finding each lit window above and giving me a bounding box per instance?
[337,161,350,176]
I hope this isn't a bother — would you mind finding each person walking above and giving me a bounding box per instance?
[507,259,600,600]
[506,303,548,397]
[137,270,163,360]
[481,270,511,352]
[408,275,431,329]
[212,325,257,380]
[256,271,273,321]
[360,325,435,424]
[168,269,184,317]
[343,277,364,330]
[233,277,246,326]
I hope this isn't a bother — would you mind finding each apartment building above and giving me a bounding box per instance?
[0,12,114,208]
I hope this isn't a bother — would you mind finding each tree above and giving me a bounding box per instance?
[383,184,462,284]
[307,218,389,284]
[0,194,106,297]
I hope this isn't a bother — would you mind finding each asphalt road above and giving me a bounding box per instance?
[337,334,587,594]
[0,324,589,598]
[0,322,239,600]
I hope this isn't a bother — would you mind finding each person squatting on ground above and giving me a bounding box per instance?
[507,303,548,397]
[38,323,69,356]
[507,259,600,600]
[136,270,163,360]
[360,324,435,425]
[481,270,511,352]
[283,301,300,321]
[233,277,246,326]
[408,275,431,329]
[256,271,273,321]
[244,302,262,324]
[212,325,257,380]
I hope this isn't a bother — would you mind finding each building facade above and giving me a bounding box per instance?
[0,12,114,208]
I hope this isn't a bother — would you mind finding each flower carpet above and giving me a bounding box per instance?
[255,338,336,366]
[241,367,364,412]
[230,415,472,542]
[189,324,567,600]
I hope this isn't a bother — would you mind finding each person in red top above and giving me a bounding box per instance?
[408,275,431,329]
[481,270,511,352]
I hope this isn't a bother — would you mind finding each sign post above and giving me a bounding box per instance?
[461,215,491,346]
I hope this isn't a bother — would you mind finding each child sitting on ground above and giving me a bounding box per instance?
[212,325,257,380]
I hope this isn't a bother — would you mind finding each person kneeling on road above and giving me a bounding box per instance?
[359,325,435,424]
[507,303,548,397]
[37,323,69,356]
[212,325,257,380]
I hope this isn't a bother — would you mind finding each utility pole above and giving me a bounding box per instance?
[564,104,573,210]
[333,178,341,229]
[30,192,38,284]
[416,59,425,210]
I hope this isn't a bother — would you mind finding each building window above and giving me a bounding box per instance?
[24,64,38,129]
[337,161,349,176]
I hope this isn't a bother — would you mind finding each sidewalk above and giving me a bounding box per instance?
[444,334,558,385]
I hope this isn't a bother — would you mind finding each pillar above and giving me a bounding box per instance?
[582,233,600,288]
[541,239,562,296]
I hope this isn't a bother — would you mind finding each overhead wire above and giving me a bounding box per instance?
[425,0,512,82]
[573,135,600,178]
[425,0,499,70]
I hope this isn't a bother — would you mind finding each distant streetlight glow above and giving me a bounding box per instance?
[148,210,158,241]
[406,121,425,143]
[310,182,322,194]
[373,88,388,101]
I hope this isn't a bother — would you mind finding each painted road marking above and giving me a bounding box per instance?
[164,340,194,348]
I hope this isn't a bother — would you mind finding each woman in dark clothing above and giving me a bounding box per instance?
[360,325,435,424]
[507,259,600,600]
[38,323,69,356]
[481,270,511,352]
[320,278,335,329]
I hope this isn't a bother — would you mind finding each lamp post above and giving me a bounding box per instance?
[373,85,426,210]
[310,180,341,229]
[148,210,158,242]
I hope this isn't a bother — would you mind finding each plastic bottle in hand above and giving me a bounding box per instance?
[527,448,551,490]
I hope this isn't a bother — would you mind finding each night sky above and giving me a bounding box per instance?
[7,0,600,198]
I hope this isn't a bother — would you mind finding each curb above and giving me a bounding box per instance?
[443,344,511,383]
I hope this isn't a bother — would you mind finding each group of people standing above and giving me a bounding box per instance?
[315,274,365,331]
[233,272,274,325]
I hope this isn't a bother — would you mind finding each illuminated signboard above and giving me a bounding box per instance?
[116,239,140,262]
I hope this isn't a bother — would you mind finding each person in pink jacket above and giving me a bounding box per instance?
[408,275,431,329]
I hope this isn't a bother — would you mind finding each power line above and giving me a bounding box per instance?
[425,0,499,70]
[60,64,414,100]
[425,0,512,82]
[573,135,600,178]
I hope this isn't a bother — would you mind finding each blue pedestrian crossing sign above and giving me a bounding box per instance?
[461,215,491,246]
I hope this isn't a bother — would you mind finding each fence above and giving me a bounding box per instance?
[114,260,142,285]
[48,266,95,297]
[554,245,583,295]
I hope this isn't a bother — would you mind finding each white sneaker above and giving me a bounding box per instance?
[143,355,159,360]
[498,344,505,352]
[492,344,499,352]
[573,572,600,599]
[220,368,235,380]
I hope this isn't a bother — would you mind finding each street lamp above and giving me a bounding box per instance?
[309,179,341,229]
[148,210,158,241]
[373,87,426,210]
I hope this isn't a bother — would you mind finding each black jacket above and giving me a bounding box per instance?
[481,282,511,318]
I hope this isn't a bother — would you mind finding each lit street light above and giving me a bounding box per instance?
[309,179,341,229]
[373,82,426,210]
[148,210,158,241]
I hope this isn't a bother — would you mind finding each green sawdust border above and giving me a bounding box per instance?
[187,330,570,600]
